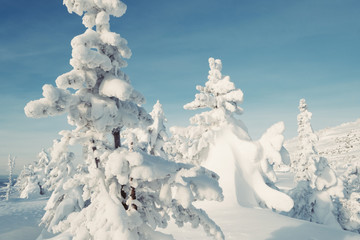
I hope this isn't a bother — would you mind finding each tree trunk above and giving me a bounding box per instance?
[130,185,137,210]
[92,145,100,168]
[112,128,121,149]
[112,128,130,209]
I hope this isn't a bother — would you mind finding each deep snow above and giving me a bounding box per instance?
[1,120,360,239]
[0,197,47,240]
[1,195,359,240]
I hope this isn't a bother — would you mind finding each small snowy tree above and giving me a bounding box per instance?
[147,100,168,157]
[336,164,360,233]
[337,192,360,233]
[15,165,34,196]
[291,98,318,181]
[168,58,293,212]
[123,100,168,158]
[25,1,224,239]
[289,99,343,228]
[16,149,51,198]
[5,155,16,201]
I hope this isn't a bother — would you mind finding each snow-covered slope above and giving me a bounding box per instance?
[0,198,47,240]
[1,120,360,240]
[164,203,360,240]
[1,197,359,240]
[285,119,360,173]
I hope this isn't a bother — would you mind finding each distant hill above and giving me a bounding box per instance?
[285,119,360,173]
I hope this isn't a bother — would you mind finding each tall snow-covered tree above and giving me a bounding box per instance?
[5,155,15,201]
[25,1,224,239]
[289,99,343,228]
[291,98,318,181]
[168,58,293,212]
[167,57,245,164]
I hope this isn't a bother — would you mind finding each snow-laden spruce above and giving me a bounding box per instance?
[167,58,294,212]
[15,149,51,199]
[166,58,245,165]
[24,1,224,239]
[289,99,343,228]
[123,100,169,158]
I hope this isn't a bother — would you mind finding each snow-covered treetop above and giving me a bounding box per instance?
[184,58,244,123]
[297,98,318,147]
[150,100,166,123]
[64,0,127,29]
[167,58,247,164]
[25,0,152,134]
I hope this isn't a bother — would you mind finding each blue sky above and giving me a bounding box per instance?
[1,0,359,174]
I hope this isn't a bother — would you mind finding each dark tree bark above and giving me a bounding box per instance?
[121,185,128,210]
[92,143,100,168]
[112,128,121,149]
[112,128,131,209]
[130,186,137,210]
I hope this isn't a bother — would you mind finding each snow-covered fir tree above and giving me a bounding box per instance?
[167,57,245,165]
[168,57,293,212]
[289,98,343,228]
[15,149,51,199]
[123,100,168,158]
[5,155,15,201]
[15,165,34,197]
[147,100,168,157]
[25,1,224,239]
[291,98,318,181]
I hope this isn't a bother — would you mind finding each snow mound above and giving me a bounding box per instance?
[204,125,294,212]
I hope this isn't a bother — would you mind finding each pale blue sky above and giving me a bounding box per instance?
[1,0,359,174]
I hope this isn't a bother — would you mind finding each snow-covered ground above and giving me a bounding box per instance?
[1,171,359,239]
[0,196,47,240]
[1,195,359,240]
[1,119,360,240]
[165,203,360,240]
